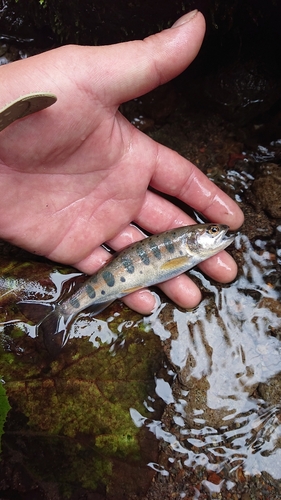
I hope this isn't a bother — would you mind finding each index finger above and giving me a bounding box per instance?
[149,143,244,230]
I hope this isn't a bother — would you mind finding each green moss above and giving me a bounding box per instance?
[0,381,11,453]
[2,315,162,494]
[0,252,162,495]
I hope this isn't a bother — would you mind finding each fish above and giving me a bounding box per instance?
[38,223,235,354]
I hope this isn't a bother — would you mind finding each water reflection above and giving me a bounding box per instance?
[1,231,280,495]
[140,233,281,484]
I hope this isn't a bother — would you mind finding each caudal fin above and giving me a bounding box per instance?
[17,301,53,323]
[38,309,68,357]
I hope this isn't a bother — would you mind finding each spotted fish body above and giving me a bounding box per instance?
[39,223,234,352]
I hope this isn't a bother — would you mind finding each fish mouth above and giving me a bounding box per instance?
[216,225,235,250]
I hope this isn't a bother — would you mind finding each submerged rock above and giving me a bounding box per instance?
[250,163,281,218]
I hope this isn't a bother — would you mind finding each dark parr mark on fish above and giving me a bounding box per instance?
[69,296,80,309]
[102,270,115,287]
[136,244,150,265]
[121,255,135,274]
[164,237,175,254]
[86,284,96,298]
[149,241,161,260]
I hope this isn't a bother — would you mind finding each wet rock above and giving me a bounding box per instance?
[249,163,281,218]
[258,373,281,405]
[204,59,281,124]
[258,297,281,318]
[234,203,274,242]
[139,84,177,122]
[121,83,177,132]
[176,376,241,430]
[0,39,41,65]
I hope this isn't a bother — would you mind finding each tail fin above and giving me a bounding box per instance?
[18,301,68,356]
[20,298,115,356]
[38,309,69,357]
[17,301,53,323]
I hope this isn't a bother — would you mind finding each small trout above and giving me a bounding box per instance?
[39,223,234,353]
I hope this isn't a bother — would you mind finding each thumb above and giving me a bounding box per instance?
[96,10,206,105]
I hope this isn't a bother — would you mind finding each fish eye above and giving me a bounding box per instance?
[207,225,220,235]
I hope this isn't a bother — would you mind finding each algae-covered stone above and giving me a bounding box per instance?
[0,248,163,497]
[1,306,163,497]
[0,381,11,452]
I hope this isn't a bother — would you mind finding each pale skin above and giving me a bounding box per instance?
[0,10,244,313]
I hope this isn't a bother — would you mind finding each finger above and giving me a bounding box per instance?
[134,188,197,233]
[90,10,206,105]
[147,143,244,230]
[122,289,158,315]
[122,273,202,314]
[0,12,204,116]
[158,274,201,308]
[199,251,237,282]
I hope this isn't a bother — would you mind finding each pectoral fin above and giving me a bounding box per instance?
[122,286,143,294]
[160,256,189,272]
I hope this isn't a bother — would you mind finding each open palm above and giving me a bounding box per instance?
[0,11,243,313]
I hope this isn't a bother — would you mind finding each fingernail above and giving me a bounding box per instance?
[172,9,198,28]
[138,289,158,313]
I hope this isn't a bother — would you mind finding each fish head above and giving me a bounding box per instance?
[186,223,235,262]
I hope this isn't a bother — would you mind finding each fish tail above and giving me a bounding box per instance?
[38,299,114,356]
[38,308,69,357]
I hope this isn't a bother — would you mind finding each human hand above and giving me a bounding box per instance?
[0,10,243,313]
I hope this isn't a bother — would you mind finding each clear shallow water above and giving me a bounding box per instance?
[0,228,280,498]
[124,231,281,491]
[0,209,280,497]
[47,227,281,493]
